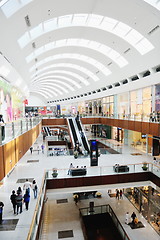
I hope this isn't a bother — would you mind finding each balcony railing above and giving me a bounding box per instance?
[79,204,130,240]
[0,117,42,145]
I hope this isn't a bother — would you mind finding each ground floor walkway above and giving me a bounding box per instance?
[0,134,159,240]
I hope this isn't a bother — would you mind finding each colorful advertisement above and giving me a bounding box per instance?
[0,77,23,122]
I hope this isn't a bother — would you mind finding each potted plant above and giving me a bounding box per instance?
[95,192,102,198]
[73,194,79,204]
[52,168,58,177]
[142,162,148,171]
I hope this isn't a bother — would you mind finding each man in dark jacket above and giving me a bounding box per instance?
[10,190,17,214]
[0,201,4,223]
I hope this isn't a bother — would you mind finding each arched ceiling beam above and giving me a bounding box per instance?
[31,63,99,82]
[31,84,64,95]
[32,79,75,91]
[18,13,154,55]
[29,53,111,77]
[32,86,62,97]
[33,83,69,94]
[32,75,81,89]
[31,89,53,98]
[32,70,88,88]
[26,38,127,68]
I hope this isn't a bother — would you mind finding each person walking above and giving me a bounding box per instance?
[41,144,45,154]
[125,212,130,225]
[17,186,22,194]
[116,189,120,200]
[0,114,5,141]
[120,189,123,199]
[0,201,4,224]
[10,190,17,214]
[30,146,33,154]
[68,163,73,175]
[15,191,23,215]
[23,179,32,193]
[23,189,30,210]
[32,179,38,199]
[131,212,137,224]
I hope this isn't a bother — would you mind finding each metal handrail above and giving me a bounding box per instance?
[26,171,46,240]
[79,204,130,240]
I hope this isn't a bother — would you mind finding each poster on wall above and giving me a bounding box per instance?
[0,77,23,122]
[155,84,160,111]
[0,77,12,122]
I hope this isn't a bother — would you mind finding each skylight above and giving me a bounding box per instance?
[32,75,81,89]
[18,13,154,55]
[144,0,160,11]
[33,80,75,91]
[29,53,111,77]
[33,83,69,94]
[26,38,128,68]
[1,0,33,18]
[31,63,99,83]
[32,70,84,89]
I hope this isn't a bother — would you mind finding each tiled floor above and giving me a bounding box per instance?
[0,134,159,240]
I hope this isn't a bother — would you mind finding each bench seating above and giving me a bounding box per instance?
[113,165,129,173]
[70,168,87,176]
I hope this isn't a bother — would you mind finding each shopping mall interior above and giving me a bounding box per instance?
[0,0,160,240]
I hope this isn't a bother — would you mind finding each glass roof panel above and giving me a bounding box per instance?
[32,70,84,88]
[34,46,45,56]
[87,14,103,27]
[100,17,117,31]
[125,29,143,45]
[26,38,128,67]
[44,18,58,32]
[18,13,154,54]
[31,63,93,84]
[58,15,72,27]
[135,38,154,55]
[72,14,88,25]
[33,75,81,89]
[30,23,43,39]
[113,22,131,37]
[1,0,32,18]
[18,32,30,49]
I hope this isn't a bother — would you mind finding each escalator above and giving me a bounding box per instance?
[68,118,78,147]
[47,127,51,136]
[76,119,90,153]
[43,127,51,136]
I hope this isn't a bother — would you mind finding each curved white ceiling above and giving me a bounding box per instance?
[19,13,154,55]
[26,38,128,68]
[0,0,159,102]
[29,53,112,77]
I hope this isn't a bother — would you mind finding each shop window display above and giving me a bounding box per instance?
[124,186,160,235]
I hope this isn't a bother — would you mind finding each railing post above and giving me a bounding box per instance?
[12,122,15,138]
[30,118,32,128]
[26,119,28,131]
[0,126,2,145]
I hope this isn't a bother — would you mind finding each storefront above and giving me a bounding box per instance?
[124,186,160,235]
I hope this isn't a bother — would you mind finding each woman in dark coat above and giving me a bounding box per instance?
[23,189,30,210]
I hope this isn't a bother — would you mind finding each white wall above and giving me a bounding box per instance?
[28,95,46,106]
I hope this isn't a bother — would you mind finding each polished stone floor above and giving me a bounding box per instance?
[0,134,159,240]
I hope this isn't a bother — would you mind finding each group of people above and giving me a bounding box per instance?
[116,189,123,200]
[125,211,138,225]
[30,144,45,154]
[0,179,38,223]
[10,179,38,216]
